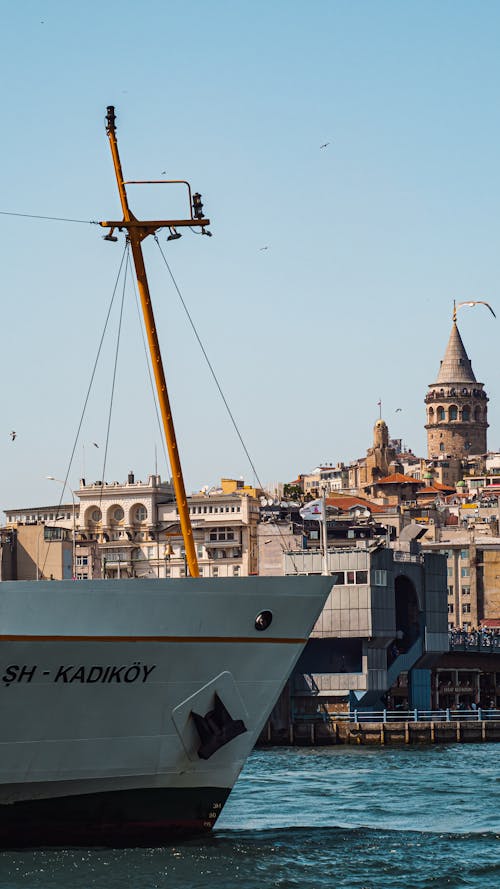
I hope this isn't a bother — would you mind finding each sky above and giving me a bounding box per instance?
[0,1,499,512]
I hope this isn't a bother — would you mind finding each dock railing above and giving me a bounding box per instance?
[347,709,499,723]
[293,709,500,724]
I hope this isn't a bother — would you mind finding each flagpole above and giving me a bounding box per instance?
[321,491,328,576]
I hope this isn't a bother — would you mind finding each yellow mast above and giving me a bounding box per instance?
[101,106,211,578]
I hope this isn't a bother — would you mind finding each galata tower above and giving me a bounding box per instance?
[425,318,488,459]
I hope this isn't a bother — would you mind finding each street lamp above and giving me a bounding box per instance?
[46,476,76,580]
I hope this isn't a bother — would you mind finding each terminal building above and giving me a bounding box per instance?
[281,541,448,719]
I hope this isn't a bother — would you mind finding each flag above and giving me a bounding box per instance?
[299,499,325,521]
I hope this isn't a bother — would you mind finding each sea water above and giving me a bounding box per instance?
[0,744,498,888]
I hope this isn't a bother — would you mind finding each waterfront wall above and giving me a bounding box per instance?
[259,712,500,746]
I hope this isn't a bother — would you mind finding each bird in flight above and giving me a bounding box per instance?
[456,300,496,318]
[320,142,330,149]
[92,442,99,448]
[161,171,167,175]
[259,246,269,251]
[10,431,16,441]
[395,408,402,413]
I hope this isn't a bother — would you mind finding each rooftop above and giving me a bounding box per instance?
[434,322,477,384]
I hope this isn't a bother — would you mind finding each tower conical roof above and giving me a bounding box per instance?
[434,322,476,384]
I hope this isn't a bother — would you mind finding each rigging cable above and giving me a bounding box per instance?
[40,244,128,579]
[153,236,301,574]
[129,251,170,479]
[98,246,129,515]
[154,236,264,490]
[0,210,98,225]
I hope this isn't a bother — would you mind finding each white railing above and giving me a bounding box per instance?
[343,708,500,723]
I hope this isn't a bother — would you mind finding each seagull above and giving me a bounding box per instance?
[320,142,330,149]
[161,171,167,175]
[259,246,269,251]
[456,300,496,318]
[395,408,402,413]
[10,431,16,441]
[92,442,99,448]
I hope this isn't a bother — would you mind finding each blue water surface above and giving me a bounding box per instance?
[0,744,498,889]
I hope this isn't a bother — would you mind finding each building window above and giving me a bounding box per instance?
[91,508,102,523]
[346,570,355,584]
[113,507,124,522]
[462,407,470,421]
[448,586,454,597]
[448,603,454,613]
[233,565,240,577]
[197,544,204,558]
[460,549,469,560]
[209,527,235,542]
[461,567,470,577]
[462,586,470,596]
[373,569,387,586]
[462,603,471,613]
[212,566,219,577]
[449,405,458,421]
[437,406,445,422]
[331,571,345,584]
[356,570,368,584]
[447,566,453,577]
[135,504,147,522]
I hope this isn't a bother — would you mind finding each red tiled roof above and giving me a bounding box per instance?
[326,494,387,515]
[432,481,456,492]
[416,486,446,496]
[373,473,421,486]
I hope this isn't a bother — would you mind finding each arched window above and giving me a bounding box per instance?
[428,407,434,423]
[437,406,445,422]
[134,504,147,523]
[462,406,470,422]
[449,405,458,421]
[439,442,445,452]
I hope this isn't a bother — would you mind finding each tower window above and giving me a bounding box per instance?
[437,406,445,422]
[449,405,458,421]
[462,407,470,421]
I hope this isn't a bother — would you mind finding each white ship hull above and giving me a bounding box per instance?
[0,575,331,845]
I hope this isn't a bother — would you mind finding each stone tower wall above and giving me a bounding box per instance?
[425,386,488,458]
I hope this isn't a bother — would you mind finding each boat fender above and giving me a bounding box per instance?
[191,693,247,760]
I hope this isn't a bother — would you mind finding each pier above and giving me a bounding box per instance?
[259,709,500,746]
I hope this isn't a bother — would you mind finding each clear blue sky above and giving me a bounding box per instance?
[1,1,499,511]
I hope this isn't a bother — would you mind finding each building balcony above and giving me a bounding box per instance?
[204,535,239,546]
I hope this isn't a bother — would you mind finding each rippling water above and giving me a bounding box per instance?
[0,744,499,888]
